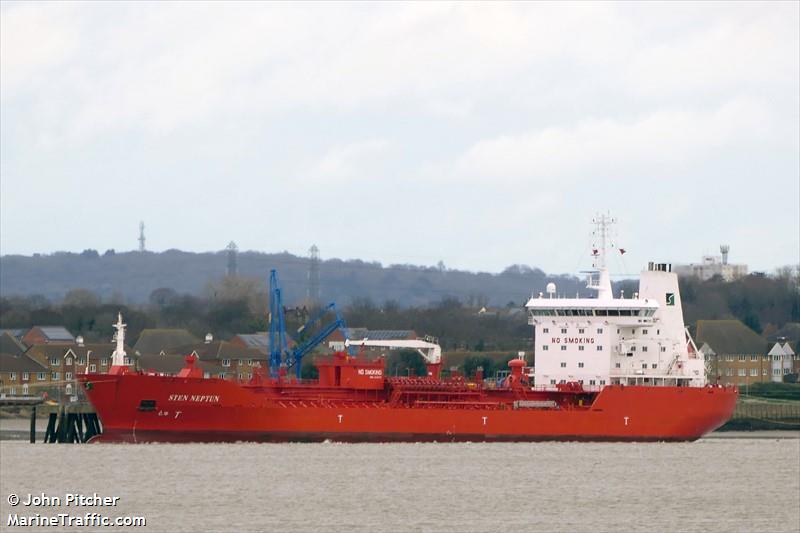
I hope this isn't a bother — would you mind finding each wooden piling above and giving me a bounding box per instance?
[29,405,36,444]
[44,413,57,443]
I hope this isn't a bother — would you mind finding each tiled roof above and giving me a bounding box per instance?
[0,353,47,373]
[0,333,27,356]
[134,329,199,354]
[166,340,267,361]
[695,320,768,355]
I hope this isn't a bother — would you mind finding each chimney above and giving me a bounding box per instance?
[76,335,84,347]
[205,333,213,344]
[720,245,730,265]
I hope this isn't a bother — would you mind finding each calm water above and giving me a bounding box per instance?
[0,434,798,533]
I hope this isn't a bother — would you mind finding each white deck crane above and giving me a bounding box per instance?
[344,338,443,378]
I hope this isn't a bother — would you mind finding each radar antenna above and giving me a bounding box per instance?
[138,221,146,252]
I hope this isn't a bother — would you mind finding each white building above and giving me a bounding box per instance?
[767,341,796,382]
[526,216,705,389]
[673,245,748,281]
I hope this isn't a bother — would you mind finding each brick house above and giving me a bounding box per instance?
[0,332,48,396]
[697,320,770,386]
[25,341,136,398]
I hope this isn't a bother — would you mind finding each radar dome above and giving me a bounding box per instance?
[546,282,557,295]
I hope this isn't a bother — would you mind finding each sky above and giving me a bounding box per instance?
[1,1,798,276]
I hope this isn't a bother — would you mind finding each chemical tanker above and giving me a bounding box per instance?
[79,216,737,442]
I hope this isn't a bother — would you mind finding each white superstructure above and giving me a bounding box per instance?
[526,215,705,389]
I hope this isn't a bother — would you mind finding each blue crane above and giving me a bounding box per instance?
[268,269,349,379]
[268,270,289,378]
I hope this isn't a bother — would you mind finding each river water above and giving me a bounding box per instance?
[0,431,798,533]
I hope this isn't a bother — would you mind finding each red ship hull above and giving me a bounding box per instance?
[78,370,737,443]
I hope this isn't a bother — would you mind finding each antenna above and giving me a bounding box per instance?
[587,213,615,300]
[226,241,238,276]
[591,213,616,269]
[720,244,729,265]
[138,221,146,252]
[308,245,320,303]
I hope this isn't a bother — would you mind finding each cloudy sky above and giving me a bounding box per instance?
[1,2,798,275]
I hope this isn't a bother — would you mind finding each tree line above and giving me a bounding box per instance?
[1,268,798,353]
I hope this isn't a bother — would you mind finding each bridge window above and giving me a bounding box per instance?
[578,328,585,334]
[600,380,606,385]
[589,379,596,385]
[578,362,584,368]
[615,362,621,368]
[542,345,549,351]
[561,328,567,334]
[560,362,566,367]
[550,379,556,385]
[561,346,567,351]
[642,346,648,352]
[597,345,603,351]
[596,310,607,316]
[597,328,603,334]
[542,328,549,333]
[578,346,585,351]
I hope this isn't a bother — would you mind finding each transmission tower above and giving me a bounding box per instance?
[308,244,320,303]
[138,221,146,252]
[226,241,238,277]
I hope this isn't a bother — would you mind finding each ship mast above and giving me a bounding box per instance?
[588,213,615,300]
[111,312,127,367]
